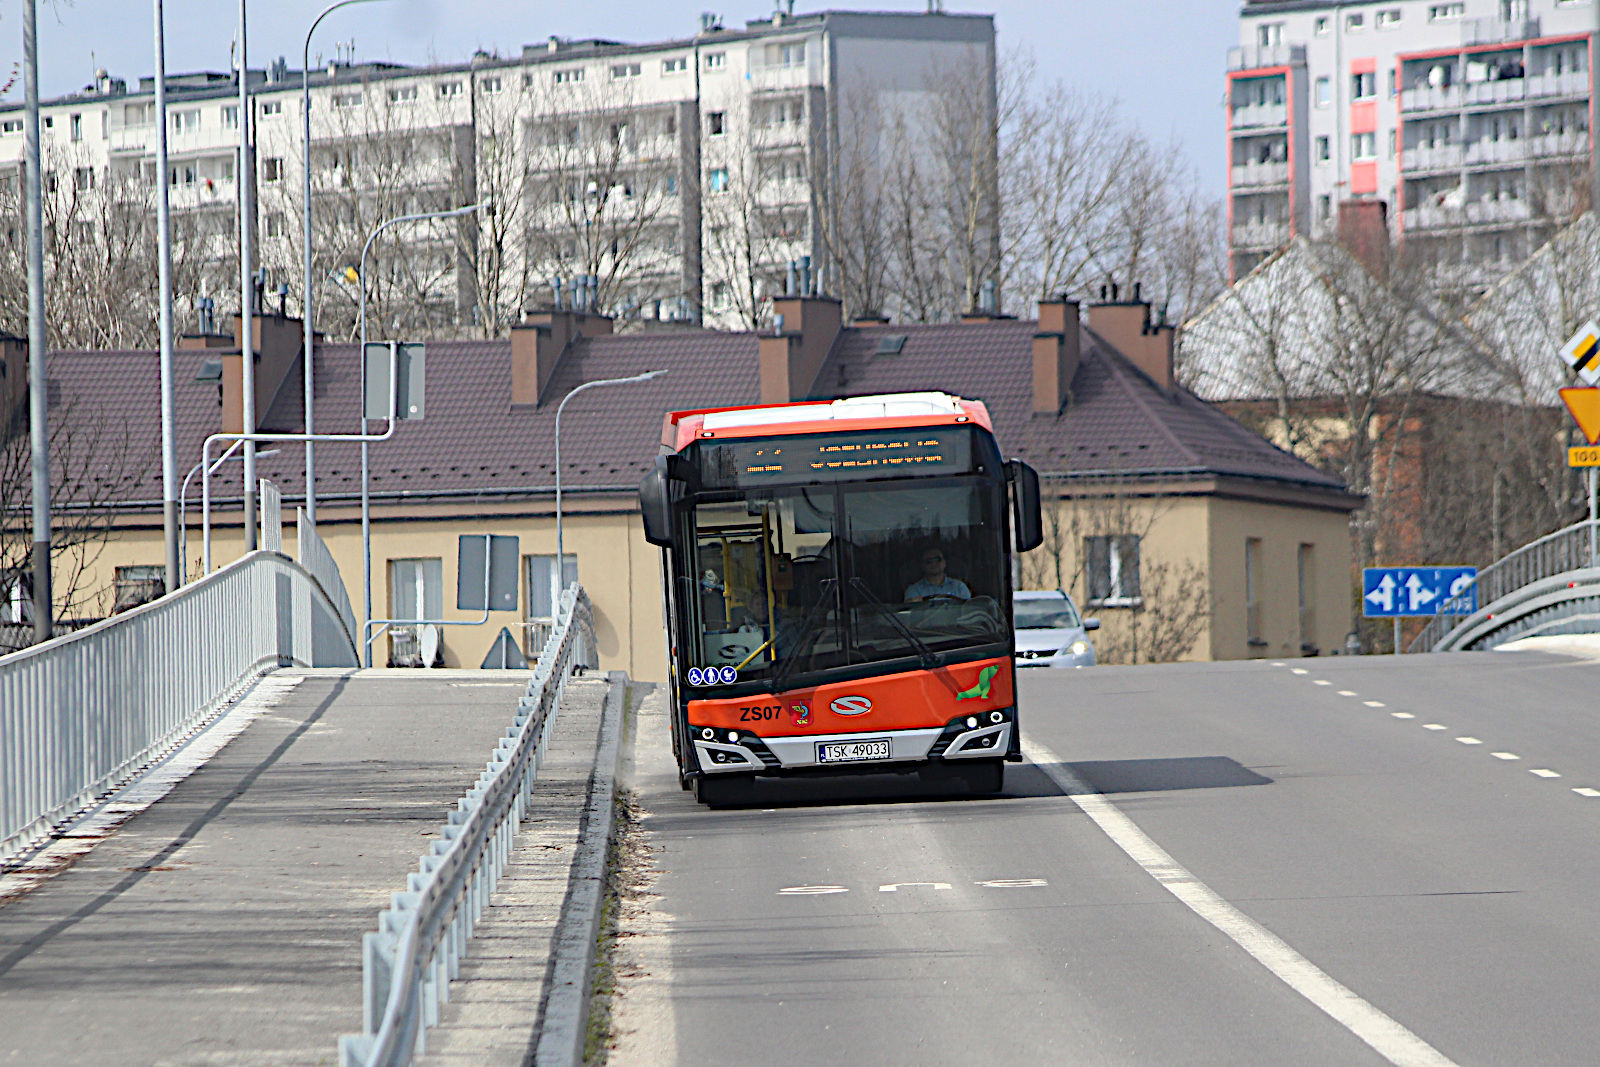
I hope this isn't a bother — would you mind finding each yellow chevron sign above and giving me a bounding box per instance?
[1561,322,1600,386]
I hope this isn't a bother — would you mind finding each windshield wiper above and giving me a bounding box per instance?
[769,579,837,694]
[848,577,937,668]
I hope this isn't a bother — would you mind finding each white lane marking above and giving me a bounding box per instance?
[878,882,952,893]
[976,878,1048,888]
[1574,788,1600,798]
[779,885,848,895]
[1423,724,1448,730]
[1338,690,1358,697]
[1456,737,1482,745]
[1365,701,1387,708]
[1491,752,1520,760]
[1392,713,1416,719]
[1024,738,1458,1067]
[1313,680,1333,686]
[1270,661,1287,667]
[1531,769,1562,778]
[1291,668,1309,675]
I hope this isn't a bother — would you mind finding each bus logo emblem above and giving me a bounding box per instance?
[830,696,872,716]
[791,704,811,726]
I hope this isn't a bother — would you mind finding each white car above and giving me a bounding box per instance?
[1013,590,1098,668]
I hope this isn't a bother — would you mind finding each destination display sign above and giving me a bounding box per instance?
[695,427,975,487]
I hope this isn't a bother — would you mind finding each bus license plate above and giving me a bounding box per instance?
[817,738,891,763]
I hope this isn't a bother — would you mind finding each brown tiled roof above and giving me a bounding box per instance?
[39,315,1349,511]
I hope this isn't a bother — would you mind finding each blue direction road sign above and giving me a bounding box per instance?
[1362,566,1478,618]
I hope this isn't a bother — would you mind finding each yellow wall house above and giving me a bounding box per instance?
[1,292,1359,673]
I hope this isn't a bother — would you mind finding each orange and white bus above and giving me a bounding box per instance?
[640,392,1043,805]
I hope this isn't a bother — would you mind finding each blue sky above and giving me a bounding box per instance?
[0,0,1238,198]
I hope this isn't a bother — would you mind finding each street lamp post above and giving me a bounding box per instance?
[302,0,393,526]
[153,0,179,592]
[553,370,667,603]
[238,0,257,552]
[23,0,50,642]
[356,202,485,665]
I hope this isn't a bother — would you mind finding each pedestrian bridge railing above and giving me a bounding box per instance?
[0,549,358,863]
[1411,519,1600,653]
[340,584,595,1067]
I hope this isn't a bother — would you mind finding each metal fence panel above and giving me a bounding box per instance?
[298,507,358,653]
[0,551,358,862]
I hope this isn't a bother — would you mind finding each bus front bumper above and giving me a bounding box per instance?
[692,712,1014,775]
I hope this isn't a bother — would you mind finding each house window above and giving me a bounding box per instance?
[69,113,81,141]
[1297,544,1317,654]
[1346,12,1365,30]
[1376,8,1402,28]
[260,100,283,117]
[705,52,726,70]
[437,81,462,99]
[1352,71,1377,100]
[172,109,200,133]
[388,85,418,103]
[221,105,238,128]
[780,42,806,66]
[665,171,678,195]
[388,557,443,667]
[1314,15,1330,34]
[1429,3,1465,19]
[1318,194,1332,220]
[553,68,584,84]
[611,62,642,79]
[1352,131,1377,159]
[482,75,503,94]
[1084,535,1141,607]
[1315,76,1331,107]
[709,166,729,192]
[72,166,94,190]
[1315,135,1330,162]
[264,211,286,238]
[708,111,726,136]
[1257,22,1283,47]
[1246,538,1265,652]
[261,157,283,183]
[332,92,362,108]
[114,565,166,613]
[524,555,579,625]
[2,119,23,135]
[663,56,688,75]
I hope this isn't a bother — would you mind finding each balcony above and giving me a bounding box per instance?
[1230,161,1289,188]
[1228,44,1306,72]
[1528,131,1590,159]
[1524,70,1589,102]
[1230,220,1290,250]
[1231,103,1288,130]
[1403,199,1530,231]
[1401,85,1462,113]
[1459,17,1539,46]
[1406,144,1464,172]
[1463,78,1526,107]
[109,125,151,154]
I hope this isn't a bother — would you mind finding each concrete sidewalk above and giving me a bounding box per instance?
[0,668,533,1066]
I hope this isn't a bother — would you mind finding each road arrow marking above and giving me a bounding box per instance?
[878,882,952,892]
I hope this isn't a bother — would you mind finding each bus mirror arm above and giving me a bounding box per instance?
[1008,459,1044,552]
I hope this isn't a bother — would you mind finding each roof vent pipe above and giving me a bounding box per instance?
[785,260,797,296]
[1133,281,1142,302]
[552,275,564,310]
[798,255,811,297]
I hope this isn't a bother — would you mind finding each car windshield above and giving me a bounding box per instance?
[682,476,1007,684]
[1014,594,1080,630]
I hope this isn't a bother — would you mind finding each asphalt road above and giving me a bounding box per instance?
[611,650,1600,1066]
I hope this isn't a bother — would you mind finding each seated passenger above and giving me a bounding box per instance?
[904,547,971,602]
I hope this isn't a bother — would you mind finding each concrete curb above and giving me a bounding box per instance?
[532,670,628,1067]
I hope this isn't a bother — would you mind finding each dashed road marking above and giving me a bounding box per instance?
[1423,724,1448,730]
[879,882,952,893]
[1313,680,1332,686]
[1364,701,1386,707]
[1024,738,1460,1067]
[1532,769,1562,778]
[1491,752,1520,760]
[1291,668,1309,675]
[1456,737,1483,745]
[1392,713,1415,719]
[1270,661,1287,667]
[778,885,848,895]
[976,878,1048,888]
[1574,788,1600,798]
[1338,690,1358,696]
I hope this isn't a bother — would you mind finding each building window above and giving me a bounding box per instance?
[388,557,443,667]
[665,171,678,195]
[1246,538,1265,652]
[260,99,282,117]
[388,85,418,103]
[663,56,688,75]
[1257,22,1283,47]
[1352,71,1377,100]
[73,166,94,191]
[553,68,584,84]
[1315,135,1330,162]
[1387,128,1396,158]
[482,75,503,93]
[1352,131,1377,159]
[262,157,283,182]
[114,565,166,613]
[221,105,238,128]
[1318,194,1332,220]
[1298,544,1317,654]
[69,113,81,141]
[332,92,362,108]
[437,81,462,99]
[705,52,726,70]
[2,119,23,135]
[1376,8,1401,28]
[1346,12,1365,30]
[709,166,729,192]
[1084,535,1141,607]
[264,211,286,238]
[524,555,578,625]
[1314,15,1330,34]
[172,109,200,133]
[780,42,806,66]
[611,62,642,79]
[1315,76,1331,107]
[1429,3,1465,19]
[707,111,725,136]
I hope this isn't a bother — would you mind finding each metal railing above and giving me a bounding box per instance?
[1,550,359,862]
[297,507,358,653]
[1410,519,1600,653]
[338,584,595,1067]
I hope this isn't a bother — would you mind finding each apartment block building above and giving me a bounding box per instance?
[0,8,994,332]
[1229,0,1597,281]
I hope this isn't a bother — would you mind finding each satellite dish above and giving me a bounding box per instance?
[419,623,440,667]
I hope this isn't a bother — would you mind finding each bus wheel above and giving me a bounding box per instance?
[960,760,1004,795]
[693,774,753,807]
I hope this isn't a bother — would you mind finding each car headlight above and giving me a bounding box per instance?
[1069,641,1089,656]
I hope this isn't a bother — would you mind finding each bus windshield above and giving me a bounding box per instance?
[685,476,1006,685]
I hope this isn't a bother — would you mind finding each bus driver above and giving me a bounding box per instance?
[905,546,971,602]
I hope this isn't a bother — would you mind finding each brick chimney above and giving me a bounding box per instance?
[1086,288,1174,390]
[1336,198,1391,279]
[0,334,27,438]
[190,313,307,433]
[511,308,613,406]
[1032,298,1080,414]
[760,296,843,403]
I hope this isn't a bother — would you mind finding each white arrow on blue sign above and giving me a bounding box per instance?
[1362,567,1478,618]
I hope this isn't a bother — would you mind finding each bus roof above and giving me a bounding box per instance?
[662,391,993,451]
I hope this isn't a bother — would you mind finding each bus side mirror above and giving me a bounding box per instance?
[640,457,674,547]
[1009,459,1043,552]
